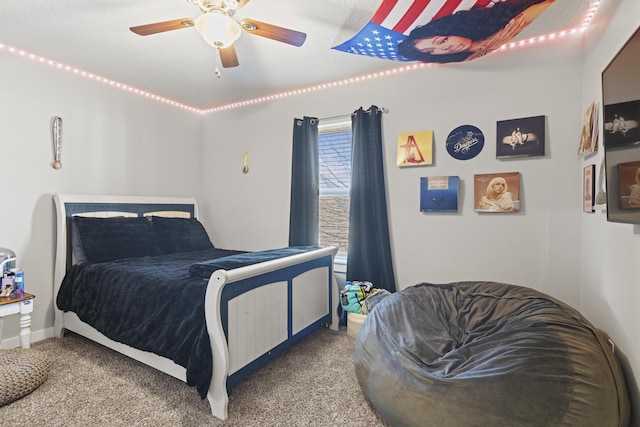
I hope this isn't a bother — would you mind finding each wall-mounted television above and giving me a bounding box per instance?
[602,26,640,224]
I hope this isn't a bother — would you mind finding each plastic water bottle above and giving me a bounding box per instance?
[13,269,24,297]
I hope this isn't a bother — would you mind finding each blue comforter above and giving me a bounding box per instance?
[56,246,317,398]
[188,246,320,279]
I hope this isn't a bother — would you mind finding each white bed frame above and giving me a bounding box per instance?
[52,193,338,420]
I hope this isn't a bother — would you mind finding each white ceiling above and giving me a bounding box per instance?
[1,0,595,110]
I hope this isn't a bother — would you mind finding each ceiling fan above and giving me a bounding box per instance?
[129,0,307,71]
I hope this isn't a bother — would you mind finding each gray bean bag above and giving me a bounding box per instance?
[355,281,630,427]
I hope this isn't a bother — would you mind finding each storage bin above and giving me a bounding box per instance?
[347,312,367,339]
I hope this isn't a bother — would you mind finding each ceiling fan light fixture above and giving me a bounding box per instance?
[194,12,241,48]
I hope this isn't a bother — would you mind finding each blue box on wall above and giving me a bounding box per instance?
[420,176,459,212]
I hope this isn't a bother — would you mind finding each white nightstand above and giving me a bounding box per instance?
[0,293,35,349]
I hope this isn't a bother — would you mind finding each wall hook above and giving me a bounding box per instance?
[51,116,63,169]
[242,152,249,174]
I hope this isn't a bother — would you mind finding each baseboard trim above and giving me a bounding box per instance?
[0,327,55,349]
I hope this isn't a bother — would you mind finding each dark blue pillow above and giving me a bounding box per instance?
[151,216,214,254]
[71,216,161,263]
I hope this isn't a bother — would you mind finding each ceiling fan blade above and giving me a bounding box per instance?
[219,45,239,68]
[130,18,194,36]
[236,0,251,10]
[240,18,306,47]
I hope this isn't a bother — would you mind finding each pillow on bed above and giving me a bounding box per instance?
[71,216,161,263]
[151,216,214,254]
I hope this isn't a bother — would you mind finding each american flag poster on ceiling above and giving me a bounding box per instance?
[332,0,555,63]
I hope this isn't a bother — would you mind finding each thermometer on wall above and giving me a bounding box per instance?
[52,116,63,169]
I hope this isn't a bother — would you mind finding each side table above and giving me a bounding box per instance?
[0,293,35,349]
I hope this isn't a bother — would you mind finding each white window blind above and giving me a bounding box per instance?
[318,116,352,254]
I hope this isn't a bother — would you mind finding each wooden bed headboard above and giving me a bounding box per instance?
[52,193,201,313]
[51,193,338,421]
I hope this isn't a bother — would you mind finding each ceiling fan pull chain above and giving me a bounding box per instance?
[186,0,239,14]
[214,49,222,78]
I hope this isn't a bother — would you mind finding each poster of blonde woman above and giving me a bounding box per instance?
[474,172,521,212]
[617,161,640,209]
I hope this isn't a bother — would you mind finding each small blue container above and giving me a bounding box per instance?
[13,269,24,297]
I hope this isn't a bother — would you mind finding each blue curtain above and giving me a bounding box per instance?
[347,106,396,292]
[288,116,319,246]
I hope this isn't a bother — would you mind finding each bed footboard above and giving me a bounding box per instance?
[53,193,338,420]
[204,246,337,420]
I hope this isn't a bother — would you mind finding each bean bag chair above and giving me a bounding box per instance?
[355,281,630,427]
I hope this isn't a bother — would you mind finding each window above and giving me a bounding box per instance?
[318,117,352,255]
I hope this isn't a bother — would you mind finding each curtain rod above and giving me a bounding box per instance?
[320,107,389,122]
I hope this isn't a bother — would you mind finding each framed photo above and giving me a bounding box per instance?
[578,103,600,157]
[397,130,433,167]
[616,161,640,209]
[583,165,595,213]
[474,172,520,213]
[603,100,640,149]
[420,176,459,212]
[496,115,545,158]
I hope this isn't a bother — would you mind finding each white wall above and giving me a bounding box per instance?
[0,53,203,345]
[201,22,640,412]
[3,3,638,419]
[580,0,640,421]
[202,38,584,305]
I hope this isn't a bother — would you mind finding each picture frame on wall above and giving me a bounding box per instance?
[616,160,640,209]
[474,172,520,212]
[603,100,640,149]
[420,176,459,212]
[583,164,595,213]
[578,102,600,157]
[397,130,433,167]
[496,115,545,158]
[602,27,640,225]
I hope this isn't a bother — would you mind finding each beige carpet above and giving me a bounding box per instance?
[0,328,388,427]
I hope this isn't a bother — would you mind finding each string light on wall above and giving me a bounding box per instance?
[0,0,600,115]
[0,43,201,114]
